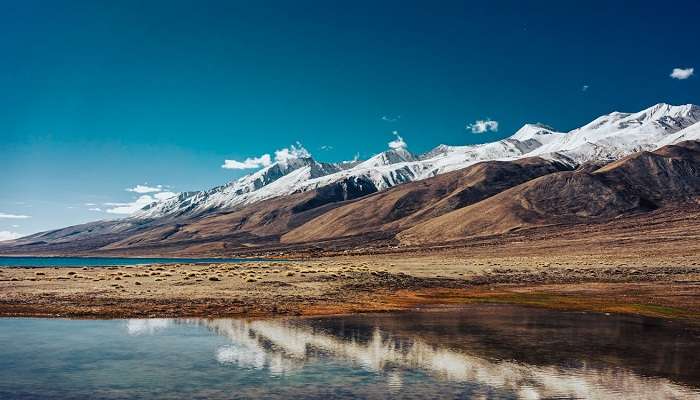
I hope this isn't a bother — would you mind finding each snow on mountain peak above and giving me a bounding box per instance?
[356,147,416,169]
[658,121,700,147]
[576,103,699,134]
[134,154,339,219]
[133,103,700,220]
[510,123,560,142]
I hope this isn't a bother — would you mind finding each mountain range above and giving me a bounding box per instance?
[3,102,700,256]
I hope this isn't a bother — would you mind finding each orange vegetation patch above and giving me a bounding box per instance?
[372,285,700,321]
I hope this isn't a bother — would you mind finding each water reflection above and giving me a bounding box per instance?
[126,318,171,335]
[125,306,700,399]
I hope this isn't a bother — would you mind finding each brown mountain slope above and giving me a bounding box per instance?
[4,142,698,256]
[100,190,347,251]
[280,157,571,243]
[0,158,569,256]
[398,141,700,245]
[0,175,381,255]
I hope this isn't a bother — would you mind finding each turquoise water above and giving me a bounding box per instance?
[1,305,699,399]
[0,256,272,267]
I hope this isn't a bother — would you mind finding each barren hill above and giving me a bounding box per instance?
[398,141,700,245]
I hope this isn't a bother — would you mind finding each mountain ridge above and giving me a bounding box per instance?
[2,102,700,256]
[134,102,700,221]
[398,140,700,245]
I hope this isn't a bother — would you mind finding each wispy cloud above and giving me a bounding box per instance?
[381,115,401,122]
[466,119,499,134]
[105,191,177,215]
[126,184,165,194]
[582,85,589,92]
[388,131,407,150]
[103,200,144,214]
[320,145,334,151]
[153,192,176,201]
[0,213,30,219]
[342,152,360,164]
[0,231,22,241]
[103,183,178,215]
[670,67,694,80]
[222,143,311,170]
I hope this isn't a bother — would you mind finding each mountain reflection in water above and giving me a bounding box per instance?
[129,305,700,399]
[2,305,700,399]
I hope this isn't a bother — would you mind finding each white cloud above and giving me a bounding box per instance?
[388,131,407,150]
[126,184,164,193]
[320,145,333,151]
[153,191,177,201]
[105,195,159,215]
[582,85,589,92]
[0,231,22,241]
[88,207,102,212]
[84,203,97,206]
[221,154,272,170]
[466,119,499,134]
[221,143,310,170]
[274,143,310,163]
[670,67,694,80]
[0,213,30,219]
[381,115,401,122]
[104,188,178,215]
[11,224,19,228]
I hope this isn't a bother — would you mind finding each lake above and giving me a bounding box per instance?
[1,305,699,399]
[0,256,273,268]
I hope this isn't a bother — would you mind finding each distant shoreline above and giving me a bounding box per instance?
[0,256,285,268]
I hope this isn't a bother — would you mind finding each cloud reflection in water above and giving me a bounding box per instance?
[125,309,700,399]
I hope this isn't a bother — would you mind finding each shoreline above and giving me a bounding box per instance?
[2,286,697,322]
[2,254,700,321]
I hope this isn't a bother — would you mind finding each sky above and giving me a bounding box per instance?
[2,0,699,239]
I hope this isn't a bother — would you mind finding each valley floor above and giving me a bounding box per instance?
[2,243,700,321]
[3,204,700,320]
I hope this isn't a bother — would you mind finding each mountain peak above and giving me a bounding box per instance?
[356,147,416,169]
[133,102,700,221]
[573,103,700,134]
[510,123,559,142]
[633,103,700,121]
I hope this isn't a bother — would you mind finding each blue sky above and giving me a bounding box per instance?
[2,0,699,238]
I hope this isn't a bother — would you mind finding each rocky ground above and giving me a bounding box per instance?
[2,250,700,320]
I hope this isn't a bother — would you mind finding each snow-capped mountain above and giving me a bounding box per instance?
[134,103,700,220]
[528,103,700,163]
[659,120,700,146]
[355,147,417,168]
[135,157,341,218]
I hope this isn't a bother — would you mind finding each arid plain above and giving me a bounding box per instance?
[3,205,700,321]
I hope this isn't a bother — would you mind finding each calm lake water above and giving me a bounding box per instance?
[0,256,271,267]
[1,305,699,399]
